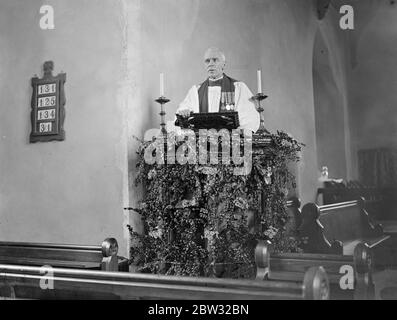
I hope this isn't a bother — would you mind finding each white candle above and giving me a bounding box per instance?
[160,73,165,97]
[257,69,262,93]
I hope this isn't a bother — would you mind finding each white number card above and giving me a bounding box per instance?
[39,122,53,133]
[38,83,56,95]
[37,109,56,120]
[38,96,56,108]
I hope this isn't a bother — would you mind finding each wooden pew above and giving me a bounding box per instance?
[317,184,397,222]
[0,238,129,272]
[298,198,390,256]
[0,264,330,300]
[362,198,397,236]
[362,198,397,267]
[318,186,397,246]
[317,183,385,206]
[255,241,374,300]
[316,184,397,236]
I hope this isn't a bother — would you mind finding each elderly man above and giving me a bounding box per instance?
[176,47,260,132]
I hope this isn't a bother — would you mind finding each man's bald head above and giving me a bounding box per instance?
[204,47,226,63]
[204,47,226,79]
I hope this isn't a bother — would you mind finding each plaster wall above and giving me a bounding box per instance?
[0,0,130,255]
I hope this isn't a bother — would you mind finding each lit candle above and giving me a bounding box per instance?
[160,73,165,97]
[257,69,262,94]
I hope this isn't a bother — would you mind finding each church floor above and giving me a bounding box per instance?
[371,236,397,299]
[373,268,397,300]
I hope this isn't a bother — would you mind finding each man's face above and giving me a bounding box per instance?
[204,49,225,79]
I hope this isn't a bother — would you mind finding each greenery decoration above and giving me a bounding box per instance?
[128,130,304,278]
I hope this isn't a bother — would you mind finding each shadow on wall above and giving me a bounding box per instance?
[312,28,347,181]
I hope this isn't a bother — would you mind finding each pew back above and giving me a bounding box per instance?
[317,185,397,222]
[0,239,128,271]
[255,241,374,300]
[317,184,385,205]
[299,199,390,255]
[319,201,372,242]
[0,263,329,300]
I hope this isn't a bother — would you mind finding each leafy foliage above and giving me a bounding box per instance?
[128,130,303,278]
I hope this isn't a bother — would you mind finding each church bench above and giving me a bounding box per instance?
[298,198,390,257]
[0,263,330,300]
[317,184,397,222]
[362,198,397,267]
[318,187,397,244]
[0,238,129,272]
[316,183,385,206]
[378,220,397,236]
[362,198,397,236]
[255,241,374,300]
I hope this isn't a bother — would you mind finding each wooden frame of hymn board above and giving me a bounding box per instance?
[30,61,66,143]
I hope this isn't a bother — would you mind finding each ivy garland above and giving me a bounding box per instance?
[128,130,304,278]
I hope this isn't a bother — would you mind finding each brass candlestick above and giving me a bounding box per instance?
[155,96,170,135]
[252,93,269,135]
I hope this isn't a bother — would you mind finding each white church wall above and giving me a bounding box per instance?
[0,0,130,255]
[348,1,397,178]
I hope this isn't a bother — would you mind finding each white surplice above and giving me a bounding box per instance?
[175,81,260,132]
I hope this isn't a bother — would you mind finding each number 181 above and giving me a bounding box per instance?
[38,84,56,95]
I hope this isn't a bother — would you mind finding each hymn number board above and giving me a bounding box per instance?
[30,61,66,143]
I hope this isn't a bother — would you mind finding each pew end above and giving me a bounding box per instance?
[299,200,390,257]
[254,241,375,300]
[303,266,330,300]
[254,240,271,280]
[101,238,121,272]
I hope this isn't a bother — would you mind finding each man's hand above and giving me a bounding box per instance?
[177,108,192,118]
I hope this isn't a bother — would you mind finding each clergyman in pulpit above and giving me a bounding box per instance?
[176,47,260,132]
[172,48,261,258]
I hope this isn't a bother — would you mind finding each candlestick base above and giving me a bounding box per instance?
[253,93,268,102]
[252,93,269,135]
[155,96,170,104]
[155,96,170,134]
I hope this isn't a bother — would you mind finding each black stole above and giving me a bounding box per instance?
[198,74,237,113]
